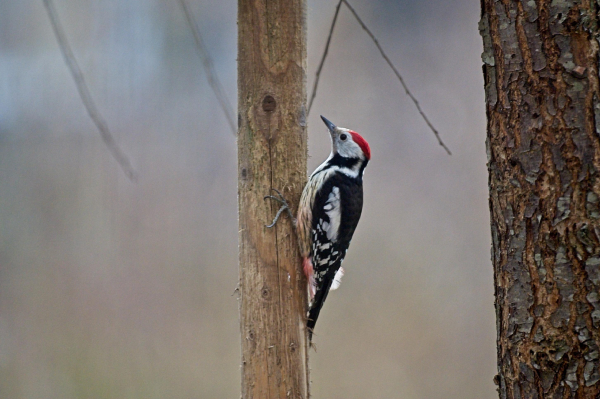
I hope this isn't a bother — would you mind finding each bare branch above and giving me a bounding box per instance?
[179,0,237,136]
[309,0,452,154]
[307,0,342,116]
[43,0,138,181]
[342,0,451,155]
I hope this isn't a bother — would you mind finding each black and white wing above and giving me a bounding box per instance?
[307,172,363,337]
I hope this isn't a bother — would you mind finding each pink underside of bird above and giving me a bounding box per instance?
[303,257,316,299]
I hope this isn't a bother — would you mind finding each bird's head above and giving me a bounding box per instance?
[321,115,371,162]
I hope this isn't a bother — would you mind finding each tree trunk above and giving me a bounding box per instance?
[237,0,309,398]
[480,1,600,398]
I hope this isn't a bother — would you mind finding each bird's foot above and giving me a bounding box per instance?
[264,188,296,228]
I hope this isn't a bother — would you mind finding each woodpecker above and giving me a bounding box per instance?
[266,115,370,342]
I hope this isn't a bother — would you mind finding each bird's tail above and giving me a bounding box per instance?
[307,276,333,343]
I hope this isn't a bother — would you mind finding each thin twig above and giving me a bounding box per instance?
[342,0,451,155]
[43,0,138,180]
[179,0,237,135]
[307,0,343,116]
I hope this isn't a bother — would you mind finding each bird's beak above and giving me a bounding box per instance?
[320,115,336,132]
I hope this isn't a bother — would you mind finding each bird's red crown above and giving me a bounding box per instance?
[349,131,371,160]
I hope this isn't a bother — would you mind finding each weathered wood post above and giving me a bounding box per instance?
[237,0,309,398]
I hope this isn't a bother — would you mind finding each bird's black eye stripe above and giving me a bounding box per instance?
[340,133,347,141]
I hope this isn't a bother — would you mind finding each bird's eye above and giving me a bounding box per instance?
[340,134,347,141]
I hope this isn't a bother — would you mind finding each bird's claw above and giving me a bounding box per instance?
[264,188,295,228]
[263,188,287,204]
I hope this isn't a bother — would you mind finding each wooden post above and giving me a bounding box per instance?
[237,0,309,398]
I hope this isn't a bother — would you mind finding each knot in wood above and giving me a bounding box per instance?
[262,95,276,112]
[261,286,271,299]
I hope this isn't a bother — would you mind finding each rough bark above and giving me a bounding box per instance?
[237,0,309,398]
[480,0,600,398]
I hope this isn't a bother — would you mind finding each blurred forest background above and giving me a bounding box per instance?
[0,0,494,398]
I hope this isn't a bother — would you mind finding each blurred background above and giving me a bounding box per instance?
[0,0,493,398]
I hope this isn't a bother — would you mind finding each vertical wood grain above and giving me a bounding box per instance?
[238,0,309,397]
